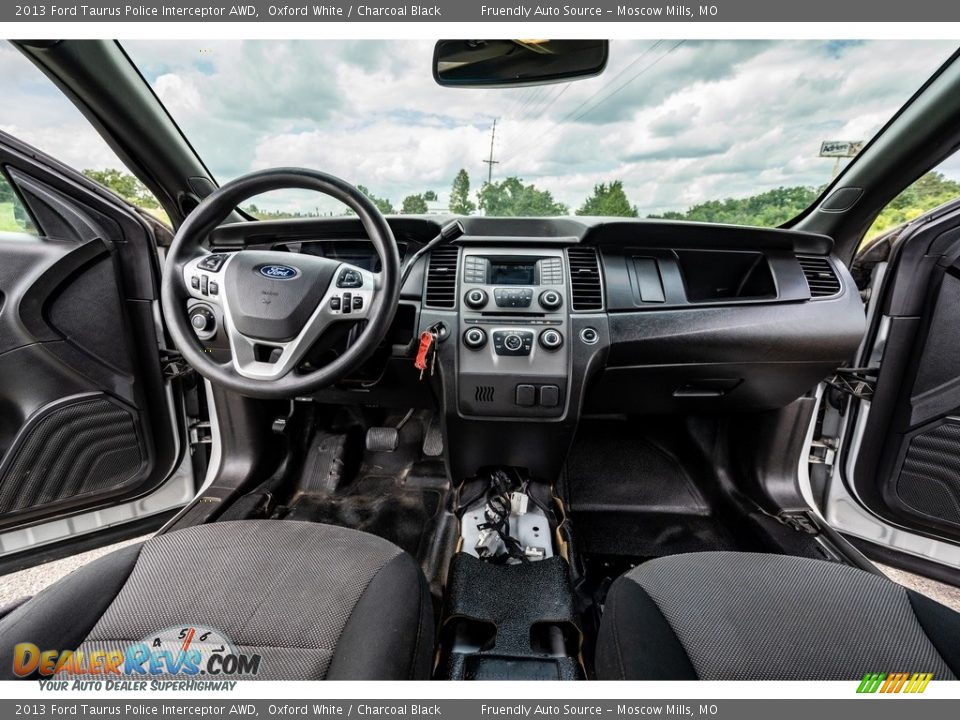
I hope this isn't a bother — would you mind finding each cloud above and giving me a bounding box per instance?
[1,39,958,218]
[0,43,127,171]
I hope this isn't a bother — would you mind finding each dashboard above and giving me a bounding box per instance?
[202,214,865,479]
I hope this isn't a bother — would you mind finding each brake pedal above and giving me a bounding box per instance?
[365,426,399,453]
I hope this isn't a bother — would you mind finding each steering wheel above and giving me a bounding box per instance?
[160,168,401,399]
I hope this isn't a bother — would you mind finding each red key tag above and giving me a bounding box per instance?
[414,330,435,376]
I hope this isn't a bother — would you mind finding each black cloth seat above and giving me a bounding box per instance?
[0,520,434,680]
[595,551,960,680]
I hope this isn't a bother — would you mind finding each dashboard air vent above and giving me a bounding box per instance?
[797,255,841,298]
[567,246,604,311]
[424,246,460,308]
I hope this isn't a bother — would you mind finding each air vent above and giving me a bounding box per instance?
[424,246,460,309]
[797,254,842,298]
[475,386,495,403]
[566,246,604,311]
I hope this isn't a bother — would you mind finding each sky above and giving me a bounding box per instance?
[2,39,960,216]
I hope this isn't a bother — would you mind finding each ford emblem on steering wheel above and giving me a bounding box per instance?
[258,264,299,280]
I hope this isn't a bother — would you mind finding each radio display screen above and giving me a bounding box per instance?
[490,261,535,285]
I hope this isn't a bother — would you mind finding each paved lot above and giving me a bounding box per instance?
[878,563,960,611]
[1,539,958,613]
[0,536,149,609]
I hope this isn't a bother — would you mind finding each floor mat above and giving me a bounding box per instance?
[279,412,457,595]
[564,420,739,560]
[287,474,441,559]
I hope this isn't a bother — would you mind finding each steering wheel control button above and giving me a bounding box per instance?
[200,274,209,295]
[539,289,563,310]
[190,276,200,290]
[198,254,228,272]
[464,288,488,309]
[579,327,600,345]
[492,330,534,356]
[337,268,364,288]
[209,281,219,296]
[330,296,342,311]
[539,385,561,408]
[515,384,536,407]
[494,287,533,308]
[352,296,363,310]
[463,327,487,350]
[341,292,352,314]
[188,306,216,339]
[539,329,564,351]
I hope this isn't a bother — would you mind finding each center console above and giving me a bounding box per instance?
[457,248,570,418]
[417,241,609,483]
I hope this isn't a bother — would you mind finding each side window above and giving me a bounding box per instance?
[0,171,38,237]
[0,41,167,230]
[864,159,960,245]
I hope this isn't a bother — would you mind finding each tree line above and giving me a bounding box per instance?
[76,167,960,243]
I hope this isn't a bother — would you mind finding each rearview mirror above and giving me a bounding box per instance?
[433,40,609,88]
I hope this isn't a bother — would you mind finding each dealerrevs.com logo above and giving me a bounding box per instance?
[14,626,261,691]
[857,672,933,694]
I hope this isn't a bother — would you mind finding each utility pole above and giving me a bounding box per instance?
[483,118,500,185]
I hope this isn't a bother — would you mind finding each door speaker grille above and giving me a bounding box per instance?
[0,395,146,515]
[895,418,960,528]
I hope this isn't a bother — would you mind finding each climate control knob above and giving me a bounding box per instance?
[464,288,488,309]
[463,327,487,350]
[503,333,524,352]
[539,289,563,311]
[539,329,564,351]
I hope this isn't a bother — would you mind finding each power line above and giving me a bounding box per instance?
[551,41,664,132]
[499,83,573,160]
[507,40,686,169]
[498,41,663,167]
[501,40,665,169]
[569,40,687,125]
[517,82,572,125]
[512,85,550,117]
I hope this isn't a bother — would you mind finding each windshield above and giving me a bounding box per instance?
[123,40,958,226]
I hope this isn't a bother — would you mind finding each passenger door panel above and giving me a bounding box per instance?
[852,207,960,543]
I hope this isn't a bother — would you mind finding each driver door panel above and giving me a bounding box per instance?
[0,132,182,533]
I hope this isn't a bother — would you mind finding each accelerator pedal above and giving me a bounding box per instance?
[422,419,443,457]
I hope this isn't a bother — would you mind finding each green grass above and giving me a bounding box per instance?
[0,201,28,233]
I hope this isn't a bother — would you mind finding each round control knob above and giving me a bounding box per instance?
[463,327,487,350]
[579,327,599,345]
[189,307,216,338]
[539,329,564,351]
[503,333,524,352]
[464,288,488,309]
[539,289,563,311]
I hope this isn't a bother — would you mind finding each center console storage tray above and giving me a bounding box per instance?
[439,552,582,680]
